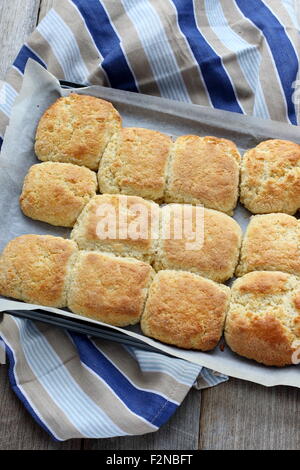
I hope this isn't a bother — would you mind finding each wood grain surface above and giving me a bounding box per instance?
[0,0,299,451]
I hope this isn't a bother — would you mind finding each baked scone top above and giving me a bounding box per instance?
[98,127,172,201]
[240,139,300,215]
[35,94,121,170]
[225,271,300,366]
[236,213,300,277]
[71,194,159,263]
[67,251,155,327]
[165,135,241,215]
[20,162,98,227]
[155,204,242,282]
[0,235,78,307]
[141,270,230,350]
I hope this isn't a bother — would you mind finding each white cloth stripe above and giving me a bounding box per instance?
[205,0,270,119]
[261,0,299,125]
[124,346,202,385]
[121,0,191,102]
[91,339,180,405]
[192,0,245,113]
[37,9,89,84]
[0,83,18,117]
[14,318,127,438]
[234,0,290,122]
[281,0,299,29]
[79,358,158,430]
[0,329,61,439]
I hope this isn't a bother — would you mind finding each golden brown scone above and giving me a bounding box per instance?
[240,139,300,214]
[236,213,300,277]
[35,94,121,170]
[141,270,230,350]
[67,251,154,326]
[71,194,159,263]
[225,271,300,366]
[154,204,242,282]
[98,127,172,201]
[0,235,78,307]
[20,162,98,227]
[165,135,241,215]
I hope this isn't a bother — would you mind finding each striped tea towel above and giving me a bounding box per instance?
[0,0,299,440]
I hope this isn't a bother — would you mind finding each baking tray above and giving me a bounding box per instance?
[0,59,300,387]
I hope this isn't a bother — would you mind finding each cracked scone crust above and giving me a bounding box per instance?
[67,251,155,326]
[141,270,230,350]
[20,162,98,227]
[0,235,78,307]
[154,204,242,282]
[71,194,160,263]
[165,135,241,214]
[35,94,121,170]
[240,139,300,214]
[98,127,172,201]
[236,213,300,277]
[225,271,300,366]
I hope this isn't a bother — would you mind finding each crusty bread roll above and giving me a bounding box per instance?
[67,251,154,326]
[236,213,300,277]
[98,127,172,202]
[71,194,159,263]
[141,270,230,350]
[35,94,121,170]
[20,162,98,227]
[154,204,242,282]
[0,235,78,307]
[225,271,300,366]
[165,135,241,215]
[240,139,300,214]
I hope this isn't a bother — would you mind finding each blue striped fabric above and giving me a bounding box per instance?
[172,0,244,113]
[0,0,299,440]
[71,0,139,91]
[236,0,298,124]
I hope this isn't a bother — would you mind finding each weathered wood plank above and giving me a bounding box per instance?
[38,0,55,22]
[84,389,201,450]
[0,0,40,79]
[199,378,300,450]
[0,365,81,449]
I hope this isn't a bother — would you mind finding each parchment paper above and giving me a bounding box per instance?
[0,60,299,387]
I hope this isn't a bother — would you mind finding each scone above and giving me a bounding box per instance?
[98,127,172,201]
[236,213,300,277]
[67,251,154,326]
[71,194,159,263]
[154,204,242,282]
[20,162,98,227]
[165,135,241,214]
[0,235,78,307]
[240,139,300,214]
[35,94,121,170]
[225,271,300,366]
[141,270,230,350]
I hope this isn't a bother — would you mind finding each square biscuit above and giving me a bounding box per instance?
[154,204,242,282]
[141,270,230,350]
[225,271,300,366]
[35,94,121,170]
[165,135,241,215]
[71,194,160,263]
[240,139,300,215]
[98,127,172,201]
[236,213,300,277]
[67,251,155,326]
[0,235,78,307]
[20,162,98,227]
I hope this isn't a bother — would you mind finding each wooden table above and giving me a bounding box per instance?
[0,0,299,451]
